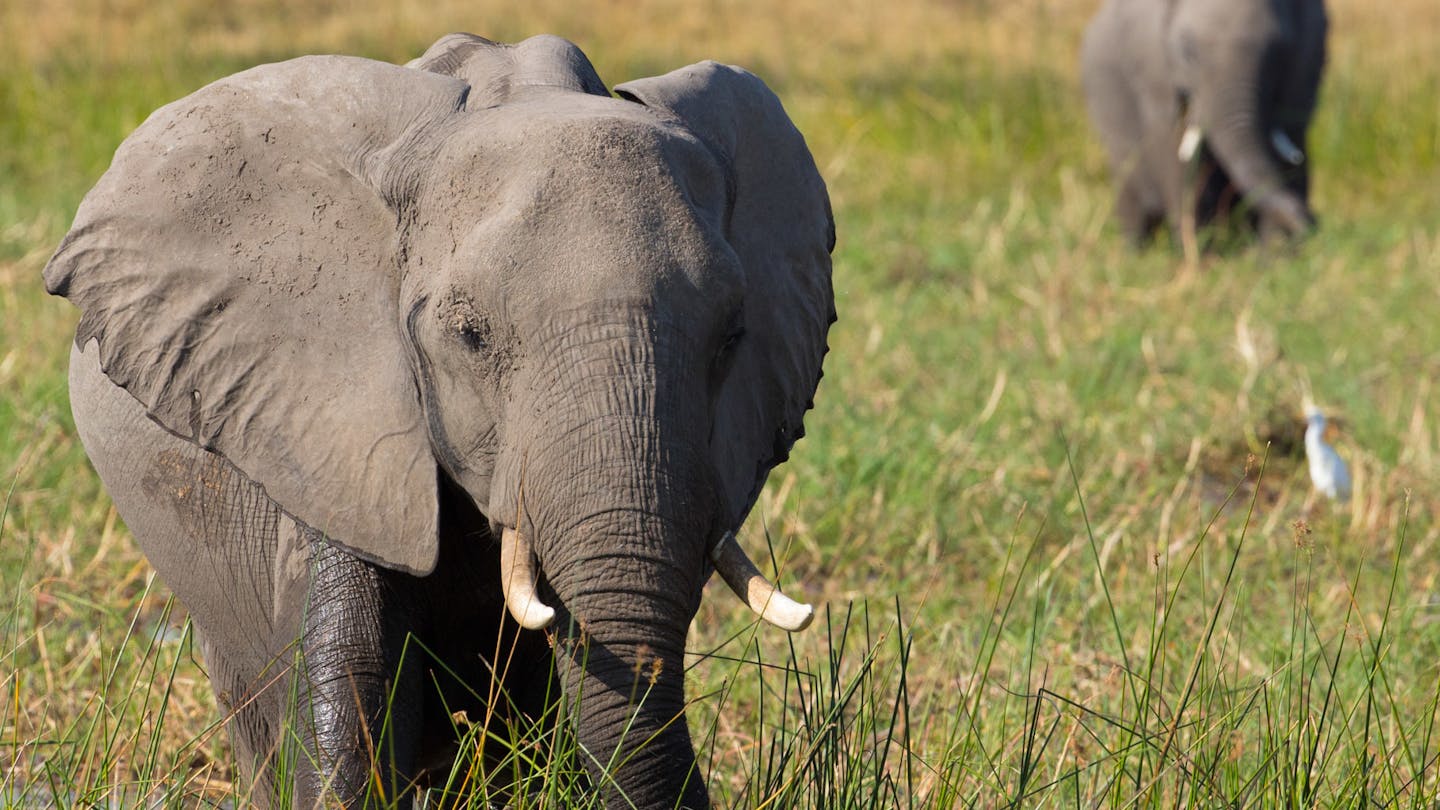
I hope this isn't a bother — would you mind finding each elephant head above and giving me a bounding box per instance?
[1167,0,1328,237]
[44,34,833,808]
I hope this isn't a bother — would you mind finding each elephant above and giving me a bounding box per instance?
[44,33,834,809]
[1081,0,1328,244]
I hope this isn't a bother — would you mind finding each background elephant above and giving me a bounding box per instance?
[45,33,833,809]
[1081,0,1328,244]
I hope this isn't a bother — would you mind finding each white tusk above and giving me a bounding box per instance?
[500,527,555,630]
[1271,129,1305,165]
[1178,125,1203,162]
[710,531,814,632]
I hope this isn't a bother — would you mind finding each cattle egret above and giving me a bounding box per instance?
[1303,399,1350,501]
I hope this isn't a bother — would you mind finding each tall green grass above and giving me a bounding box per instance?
[5,457,1437,805]
[3,0,1439,806]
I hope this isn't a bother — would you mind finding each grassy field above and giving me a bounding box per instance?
[3,0,1439,805]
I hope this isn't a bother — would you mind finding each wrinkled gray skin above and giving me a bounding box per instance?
[46,34,834,809]
[1081,0,1327,243]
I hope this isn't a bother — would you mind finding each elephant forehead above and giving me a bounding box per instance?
[431,95,726,214]
[448,182,744,328]
[414,96,742,312]
[1174,0,1284,42]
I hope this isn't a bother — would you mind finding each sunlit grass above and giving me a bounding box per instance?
[2,0,1438,806]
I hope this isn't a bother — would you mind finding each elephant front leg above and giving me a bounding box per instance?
[1115,167,1165,246]
[285,539,423,807]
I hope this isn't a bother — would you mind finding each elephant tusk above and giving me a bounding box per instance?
[500,527,556,630]
[1270,129,1305,166]
[1177,125,1203,162]
[710,531,814,632]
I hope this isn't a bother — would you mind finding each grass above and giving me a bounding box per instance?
[2,0,1439,805]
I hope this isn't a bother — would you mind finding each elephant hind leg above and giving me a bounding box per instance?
[1193,159,1237,231]
[198,637,288,807]
[68,341,425,805]
[69,338,293,797]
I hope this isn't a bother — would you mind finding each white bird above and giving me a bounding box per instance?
[1303,399,1351,502]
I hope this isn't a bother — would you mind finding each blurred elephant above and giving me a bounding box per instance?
[1081,0,1328,244]
[47,33,834,809]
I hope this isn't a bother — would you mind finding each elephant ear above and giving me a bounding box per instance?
[44,56,471,575]
[615,63,836,530]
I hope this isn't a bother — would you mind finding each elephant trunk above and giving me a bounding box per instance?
[1200,42,1314,238]
[547,515,710,809]
[488,312,715,809]
[532,451,713,810]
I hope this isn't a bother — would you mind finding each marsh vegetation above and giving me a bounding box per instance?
[2,0,1438,805]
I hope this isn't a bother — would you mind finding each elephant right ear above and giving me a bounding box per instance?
[44,56,471,575]
[615,63,836,532]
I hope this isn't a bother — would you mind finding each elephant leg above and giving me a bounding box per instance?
[200,636,288,807]
[70,340,425,805]
[69,339,296,798]
[408,476,568,794]
[280,536,424,808]
[1081,45,1163,245]
[1115,171,1164,245]
[1193,158,1237,232]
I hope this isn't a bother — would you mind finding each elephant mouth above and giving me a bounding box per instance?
[497,523,813,633]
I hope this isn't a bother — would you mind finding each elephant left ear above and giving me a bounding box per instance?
[615,63,836,530]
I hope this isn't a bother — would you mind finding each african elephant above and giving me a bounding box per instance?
[1081,0,1328,244]
[45,33,834,809]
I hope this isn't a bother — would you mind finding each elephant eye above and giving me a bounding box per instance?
[445,303,488,352]
[715,324,745,365]
[456,321,485,351]
[710,309,745,382]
